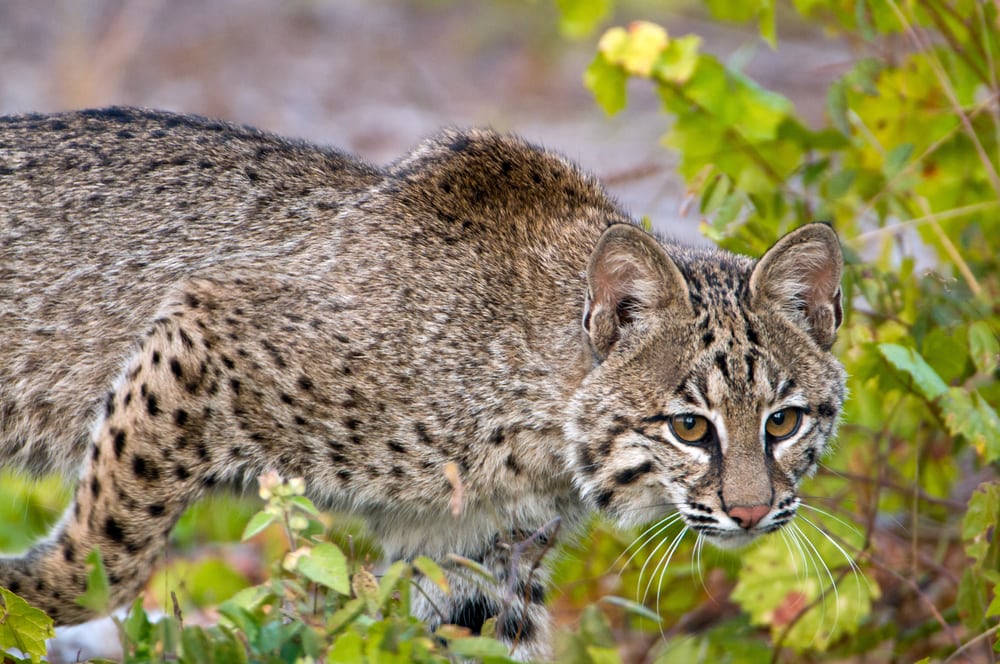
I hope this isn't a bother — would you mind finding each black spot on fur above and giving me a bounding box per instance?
[280,392,294,406]
[170,358,184,380]
[63,542,76,563]
[297,375,314,391]
[104,516,125,543]
[614,461,653,485]
[133,455,160,481]
[595,489,614,509]
[185,292,200,308]
[146,393,160,416]
[702,330,715,347]
[489,428,504,445]
[113,430,127,458]
[151,351,161,365]
[148,503,166,517]
[817,402,836,418]
[90,475,101,498]
[714,352,730,381]
[415,422,434,445]
[174,409,188,427]
[505,454,522,475]
[449,596,499,635]
[387,440,407,454]
[175,465,191,481]
[179,328,194,349]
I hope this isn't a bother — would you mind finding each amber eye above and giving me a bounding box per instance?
[670,414,711,445]
[765,408,802,441]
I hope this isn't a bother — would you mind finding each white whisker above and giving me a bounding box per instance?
[794,521,840,643]
[649,526,689,614]
[616,512,684,574]
[635,521,683,601]
[798,512,870,597]
[779,528,802,581]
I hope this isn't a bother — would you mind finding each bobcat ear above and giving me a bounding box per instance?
[749,223,844,350]
[584,224,692,361]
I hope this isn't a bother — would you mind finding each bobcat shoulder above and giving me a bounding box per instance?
[0,107,845,659]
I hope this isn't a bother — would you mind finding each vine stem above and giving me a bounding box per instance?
[943,623,1000,663]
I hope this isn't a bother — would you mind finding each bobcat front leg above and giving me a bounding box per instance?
[0,303,232,623]
[412,526,558,661]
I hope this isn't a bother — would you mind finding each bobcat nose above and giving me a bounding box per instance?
[727,504,770,529]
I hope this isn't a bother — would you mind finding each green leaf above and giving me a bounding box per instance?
[600,595,662,623]
[878,343,948,400]
[240,510,277,541]
[75,548,111,614]
[654,34,702,84]
[555,0,611,39]
[586,645,623,664]
[326,598,365,635]
[921,328,969,383]
[446,553,497,584]
[939,388,1000,462]
[732,520,877,652]
[448,636,510,658]
[327,627,364,662]
[0,587,55,663]
[296,543,351,595]
[579,604,616,649]
[584,53,627,115]
[968,321,999,375]
[413,555,450,595]
[884,143,913,177]
[378,560,411,607]
[287,495,321,518]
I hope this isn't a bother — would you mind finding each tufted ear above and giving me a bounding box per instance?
[749,223,844,350]
[584,224,692,361]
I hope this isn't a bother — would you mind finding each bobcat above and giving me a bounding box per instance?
[0,107,845,659]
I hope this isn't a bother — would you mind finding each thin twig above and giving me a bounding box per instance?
[848,200,1000,245]
[944,623,1000,663]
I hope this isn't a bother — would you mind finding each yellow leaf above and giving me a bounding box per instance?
[598,22,669,78]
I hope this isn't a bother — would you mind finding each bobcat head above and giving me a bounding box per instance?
[567,223,845,549]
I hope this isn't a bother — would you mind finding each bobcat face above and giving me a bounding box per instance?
[567,223,845,549]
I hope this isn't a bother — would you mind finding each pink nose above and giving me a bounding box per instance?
[727,504,771,529]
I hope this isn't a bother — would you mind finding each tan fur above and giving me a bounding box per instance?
[0,107,845,658]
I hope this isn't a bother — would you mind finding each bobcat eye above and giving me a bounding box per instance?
[670,414,711,445]
[765,408,802,441]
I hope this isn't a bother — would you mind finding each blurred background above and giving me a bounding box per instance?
[0,0,851,243]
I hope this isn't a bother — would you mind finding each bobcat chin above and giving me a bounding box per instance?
[0,107,845,659]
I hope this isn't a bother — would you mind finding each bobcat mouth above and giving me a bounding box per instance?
[683,504,798,549]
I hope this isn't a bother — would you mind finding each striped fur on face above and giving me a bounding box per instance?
[568,224,845,549]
